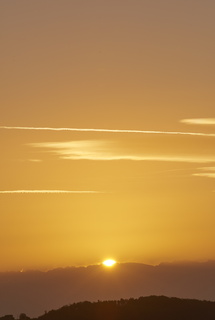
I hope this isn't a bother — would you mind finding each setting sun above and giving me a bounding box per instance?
[102,259,117,267]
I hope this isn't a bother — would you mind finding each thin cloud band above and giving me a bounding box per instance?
[0,190,102,194]
[0,125,215,137]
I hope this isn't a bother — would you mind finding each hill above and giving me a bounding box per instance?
[33,296,215,320]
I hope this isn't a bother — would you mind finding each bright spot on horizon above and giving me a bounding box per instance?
[102,259,116,267]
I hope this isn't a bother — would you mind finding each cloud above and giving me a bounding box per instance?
[193,167,215,179]
[193,173,215,179]
[1,125,215,137]
[0,190,102,194]
[198,167,215,171]
[29,140,215,163]
[18,159,42,163]
[28,159,42,163]
[181,118,215,126]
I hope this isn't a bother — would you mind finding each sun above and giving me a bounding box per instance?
[102,259,116,267]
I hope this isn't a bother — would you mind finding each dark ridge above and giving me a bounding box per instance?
[28,296,215,320]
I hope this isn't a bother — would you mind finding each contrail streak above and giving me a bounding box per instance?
[0,190,102,194]
[0,125,215,137]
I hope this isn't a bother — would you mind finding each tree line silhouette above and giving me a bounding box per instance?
[2,296,215,320]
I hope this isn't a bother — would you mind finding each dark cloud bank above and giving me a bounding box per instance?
[1,261,215,318]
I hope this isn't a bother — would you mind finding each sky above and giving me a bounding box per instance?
[1,0,215,272]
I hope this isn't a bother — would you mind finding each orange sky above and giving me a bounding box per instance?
[1,0,215,271]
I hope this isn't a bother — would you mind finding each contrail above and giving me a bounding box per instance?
[0,190,102,194]
[0,125,215,137]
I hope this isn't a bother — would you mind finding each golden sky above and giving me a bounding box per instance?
[1,0,215,271]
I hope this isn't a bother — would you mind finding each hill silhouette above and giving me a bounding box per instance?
[1,261,215,317]
[32,296,215,320]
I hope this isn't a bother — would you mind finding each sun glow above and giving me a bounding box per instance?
[102,259,116,267]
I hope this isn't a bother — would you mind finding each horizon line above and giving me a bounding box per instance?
[1,259,215,273]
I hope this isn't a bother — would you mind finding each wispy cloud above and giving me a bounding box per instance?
[0,190,102,194]
[193,173,215,178]
[1,125,215,137]
[181,118,215,126]
[18,159,42,163]
[29,140,215,163]
[193,167,215,179]
[198,167,215,171]
[28,159,42,163]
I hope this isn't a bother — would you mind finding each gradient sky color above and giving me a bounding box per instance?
[1,0,215,271]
